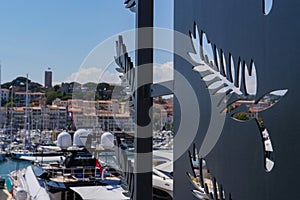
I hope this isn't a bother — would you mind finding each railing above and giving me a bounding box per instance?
[114,137,134,199]
[47,167,101,182]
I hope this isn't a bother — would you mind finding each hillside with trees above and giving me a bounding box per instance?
[1,77,124,106]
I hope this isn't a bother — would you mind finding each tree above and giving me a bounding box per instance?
[5,101,16,107]
[233,112,250,121]
[54,85,60,91]
[46,90,59,105]
[83,91,95,100]
[1,99,7,106]
[83,82,97,90]
[61,94,72,100]
[72,90,83,99]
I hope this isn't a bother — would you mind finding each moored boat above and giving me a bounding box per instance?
[9,148,129,200]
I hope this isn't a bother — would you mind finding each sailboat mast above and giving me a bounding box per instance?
[25,74,30,145]
[0,63,2,128]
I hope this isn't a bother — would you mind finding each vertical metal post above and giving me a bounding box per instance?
[134,0,153,199]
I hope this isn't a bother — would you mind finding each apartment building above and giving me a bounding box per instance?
[1,97,173,132]
[0,89,9,102]
[14,92,45,107]
[2,105,67,131]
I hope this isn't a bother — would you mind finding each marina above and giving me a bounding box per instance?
[0,129,174,200]
[1,0,295,199]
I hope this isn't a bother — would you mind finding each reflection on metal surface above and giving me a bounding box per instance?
[187,144,231,200]
[189,25,251,99]
[228,90,288,119]
[189,23,288,172]
[228,90,287,172]
[114,35,135,104]
[114,35,135,199]
[124,0,136,13]
[263,0,273,15]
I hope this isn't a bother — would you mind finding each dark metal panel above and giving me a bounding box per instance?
[174,0,300,199]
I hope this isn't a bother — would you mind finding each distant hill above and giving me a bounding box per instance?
[1,77,124,106]
[1,76,45,93]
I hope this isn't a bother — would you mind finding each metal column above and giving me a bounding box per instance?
[134,0,153,199]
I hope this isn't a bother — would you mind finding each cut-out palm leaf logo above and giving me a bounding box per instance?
[188,24,288,173]
[124,0,136,12]
[186,144,232,200]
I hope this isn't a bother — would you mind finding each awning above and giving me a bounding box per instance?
[70,186,130,200]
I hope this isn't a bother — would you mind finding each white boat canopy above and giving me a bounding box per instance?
[70,186,130,200]
[19,155,63,162]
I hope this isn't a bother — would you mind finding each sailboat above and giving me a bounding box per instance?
[0,64,7,161]
[9,74,63,162]
[10,74,32,159]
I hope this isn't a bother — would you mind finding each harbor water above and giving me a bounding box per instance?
[0,158,31,177]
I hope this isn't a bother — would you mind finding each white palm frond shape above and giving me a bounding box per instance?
[187,24,258,160]
[188,25,258,102]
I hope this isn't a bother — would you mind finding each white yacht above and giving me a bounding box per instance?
[152,150,173,199]
[153,161,173,199]
[8,149,130,200]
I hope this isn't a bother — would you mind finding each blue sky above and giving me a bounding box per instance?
[0,0,173,85]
